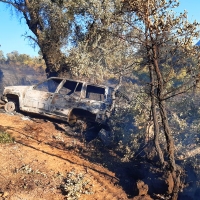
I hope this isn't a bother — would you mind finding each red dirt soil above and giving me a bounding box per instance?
[0,112,128,200]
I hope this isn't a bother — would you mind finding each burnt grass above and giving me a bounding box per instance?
[51,120,168,198]
[56,121,200,200]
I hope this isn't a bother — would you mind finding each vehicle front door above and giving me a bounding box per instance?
[23,78,63,113]
[51,80,83,117]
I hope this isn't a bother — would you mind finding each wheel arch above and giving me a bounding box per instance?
[68,108,96,124]
[5,94,20,103]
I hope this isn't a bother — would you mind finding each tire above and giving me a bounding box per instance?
[99,128,113,146]
[4,101,17,113]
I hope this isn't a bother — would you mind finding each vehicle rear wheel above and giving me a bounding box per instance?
[4,101,17,113]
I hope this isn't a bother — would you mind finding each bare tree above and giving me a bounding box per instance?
[118,0,200,199]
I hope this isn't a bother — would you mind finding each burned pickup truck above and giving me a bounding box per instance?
[1,77,113,127]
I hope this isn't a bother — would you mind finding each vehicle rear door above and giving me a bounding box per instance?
[80,84,107,113]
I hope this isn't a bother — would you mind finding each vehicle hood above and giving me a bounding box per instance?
[3,86,31,95]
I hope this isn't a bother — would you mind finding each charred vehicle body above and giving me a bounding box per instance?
[1,77,113,127]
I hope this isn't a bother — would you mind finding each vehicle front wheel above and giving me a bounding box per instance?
[4,101,18,113]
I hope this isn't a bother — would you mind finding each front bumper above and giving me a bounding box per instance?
[1,95,7,103]
[0,95,6,104]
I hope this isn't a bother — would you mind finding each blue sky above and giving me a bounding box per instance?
[0,3,39,57]
[0,1,200,57]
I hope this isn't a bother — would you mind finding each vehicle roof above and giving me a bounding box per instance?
[48,77,112,89]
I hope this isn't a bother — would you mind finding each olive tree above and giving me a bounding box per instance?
[0,0,95,77]
[64,0,139,82]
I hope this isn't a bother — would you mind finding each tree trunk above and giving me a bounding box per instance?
[158,101,176,170]
[152,46,181,199]
[21,4,71,78]
[149,64,165,166]
[152,46,176,171]
[42,49,70,78]
[144,13,164,166]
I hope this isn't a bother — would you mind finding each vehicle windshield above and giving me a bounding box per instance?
[34,78,62,93]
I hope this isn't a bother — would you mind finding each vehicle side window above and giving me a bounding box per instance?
[34,79,62,93]
[86,85,105,101]
[59,80,82,96]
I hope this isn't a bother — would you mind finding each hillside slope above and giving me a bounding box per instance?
[0,111,129,200]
